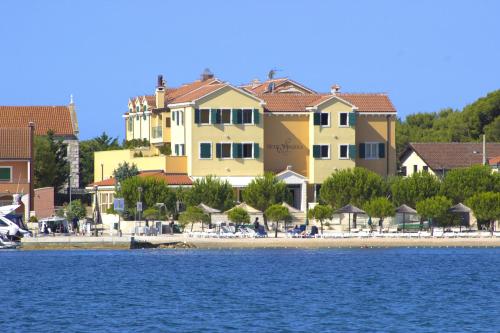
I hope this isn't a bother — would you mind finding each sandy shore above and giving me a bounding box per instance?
[20,234,500,250]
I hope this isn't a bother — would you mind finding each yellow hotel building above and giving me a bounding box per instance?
[95,71,396,212]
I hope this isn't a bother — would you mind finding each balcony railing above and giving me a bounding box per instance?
[152,126,163,139]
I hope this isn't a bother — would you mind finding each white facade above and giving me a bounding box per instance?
[400,150,436,177]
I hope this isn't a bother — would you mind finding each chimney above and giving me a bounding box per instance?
[201,68,214,81]
[155,74,166,109]
[251,78,260,88]
[331,84,341,94]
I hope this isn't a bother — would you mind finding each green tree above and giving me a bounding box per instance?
[307,204,333,235]
[79,132,120,187]
[466,192,500,234]
[363,197,395,232]
[184,175,234,211]
[143,207,160,220]
[265,204,291,238]
[66,199,86,221]
[416,196,453,233]
[440,165,498,203]
[113,162,139,184]
[34,130,69,192]
[178,206,210,231]
[390,172,441,207]
[227,207,250,225]
[320,167,387,209]
[242,172,289,230]
[116,176,176,219]
[123,138,150,149]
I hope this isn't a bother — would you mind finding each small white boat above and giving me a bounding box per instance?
[0,204,30,241]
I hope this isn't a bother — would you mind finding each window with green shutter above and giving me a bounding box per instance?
[0,167,11,181]
[216,143,222,158]
[233,143,243,158]
[313,113,321,126]
[349,145,357,160]
[348,112,356,127]
[174,144,179,156]
[199,143,212,159]
[210,109,220,124]
[359,143,365,159]
[194,109,200,124]
[378,143,385,158]
[312,145,320,158]
[253,143,259,159]
[232,109,242,124]
[253,109,260,124]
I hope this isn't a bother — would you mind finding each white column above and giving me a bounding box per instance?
[300,181,307,212]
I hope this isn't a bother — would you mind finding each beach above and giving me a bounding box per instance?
[20,234,500,250]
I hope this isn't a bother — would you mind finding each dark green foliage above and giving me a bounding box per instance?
[116,176,176,218]
[123,139,150,149]
[243,173,289,230]
[228,207,250,224]
[397,90,500,155]
[440,165,499,203]
[158,144,171,156]
[178,206,210,231]
[416,196,454,230]
[79,132,120,187]
[184,176,235,211]
[307,204,333,234]
[320,167,387,209]
[265,204,291,237]
[466,192,500,232]
[112,162,139,184]
[34,130,69,191]
[65,199,86,221]
[390,172,441,207]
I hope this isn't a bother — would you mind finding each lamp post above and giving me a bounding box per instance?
[138,186,143,226]
[117,182,122,236]
[94,185,99,237]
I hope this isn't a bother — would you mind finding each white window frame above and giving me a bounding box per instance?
[199,109,211,125]
[320,112,330,127]
[219,142,233,159]
[365,142,379,160]
[199,142,212,160]
[241,142,254,159]
[242,109,254,125]
[339,112,349,127]
[318,144,330,160]
[338,144,349,160]
[0,166,12,182]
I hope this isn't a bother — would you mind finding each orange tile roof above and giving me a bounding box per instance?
[0,106,75,136]
[169,83,226,104]
[337,93,396,113]
[0,127,32,159]
[259,94,325,112]
[90,171,193,187]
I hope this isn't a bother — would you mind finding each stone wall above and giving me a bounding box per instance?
[64,139,79,189]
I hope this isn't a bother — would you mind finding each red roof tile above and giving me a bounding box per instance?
[169,84,226,104]
[406,143,500,170]
[259,94,325,112]
[242,78,316,95]
[337,93,396,113]
[0,106,75,136]
[0,127,32,159]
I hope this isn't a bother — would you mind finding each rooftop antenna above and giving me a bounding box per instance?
[268,69,277,80]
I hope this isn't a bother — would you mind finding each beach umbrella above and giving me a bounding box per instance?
[449,203,471,231]
[224,202,262,214]
[395,204,417,232]
[335,204,366,232]
[197,203,221,230]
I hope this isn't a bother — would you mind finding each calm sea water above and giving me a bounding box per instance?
[2,248,500,332]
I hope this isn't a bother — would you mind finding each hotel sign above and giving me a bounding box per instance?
[266,138,305,155]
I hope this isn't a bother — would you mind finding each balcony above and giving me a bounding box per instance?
[151,126,163,143]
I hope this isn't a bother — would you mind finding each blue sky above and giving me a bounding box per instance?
[1,0,499,140]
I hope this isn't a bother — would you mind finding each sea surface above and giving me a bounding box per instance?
[2,248,500,332]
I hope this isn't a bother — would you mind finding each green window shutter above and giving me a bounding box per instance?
[349,145,357,160]
[253,109,260,124]
[349,112,356,127]
[210,109,218,124]
[216,109,221,124]
[253,143,260,158]
[359,143,365,159]
[194,109,200,124]
[233,143,242,158]
[313,113,320,126]
[174,144,179,156]
[312,145,320,158]
[378,143,385,158]
[216,143,222,158]
[0,167,10,181]
[237,109,243,124]
[172,112,176,121]
[200,143,211,158]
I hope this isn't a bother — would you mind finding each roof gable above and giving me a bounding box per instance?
[0,127,32,159]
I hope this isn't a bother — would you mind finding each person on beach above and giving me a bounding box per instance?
[253,217,260,231]
[72,217,79,235]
